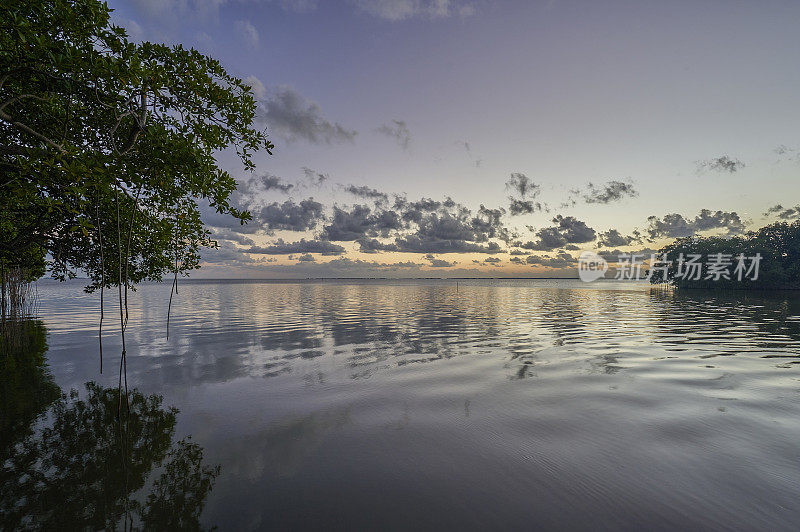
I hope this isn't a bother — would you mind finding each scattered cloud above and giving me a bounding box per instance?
[344,185,390,203]
[238,173,294,194]
[377,119,411,150]
[597,248,658,262]
[246,239,346,255]
[256,199,326,233]
[646,209,746,239]
[392,235,502,254]
[597,228,642,248]
[349,0,477,21]
[295,253,316,262]
[505,173,539,199]
[516,215,596,251]
[763,204,800,220]
[774,145,800,163]
[234,19,259,48]
[505,173,545,215]
[277,0,318,13]
[425,254,455,267]
[508,199,544,216]
[258,174,294,193]
[355,199,510,253]
[248,81,357,144]
[581,179,638,204]
[460,141,482,167]
[322,204,403,241]
[211,228,256,246]
[697,155,745,174]
[525,251,577,269]
[301,166,329,187]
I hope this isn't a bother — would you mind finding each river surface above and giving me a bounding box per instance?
[4,279,800,530]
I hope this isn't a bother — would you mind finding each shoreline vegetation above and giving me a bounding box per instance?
[649,220,800,290]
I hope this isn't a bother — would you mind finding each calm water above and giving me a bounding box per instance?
[4,279,800,530]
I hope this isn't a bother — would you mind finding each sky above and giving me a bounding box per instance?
[109,0,800,278]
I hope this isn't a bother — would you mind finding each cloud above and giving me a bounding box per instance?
[234,20,259,47]
[246,239,345,255]
[200,245,258,266]
[129,0,196,19]
[256,198,325,232]
[381,200,510,253]
[201,202,263,234]
[349,0,476,21]
[344,185,389,203]
[250,83,357,144]
[516,215,596,251]
[278,0,318,13]
[244,75,267,99]
[552,215,596,244]
[525,251,577,269]
[697,155,745,174]
[295,253,316,262]
[392,235,502,254]
[356,238,396,253]
[260,175,293,193]
[471,205,511,242]
[394,196,454,223]
[425,254,455,267]
[764,204,800,220]
[597,228,642,248]
[774,145,792,156]
[377,120,411,150]
[211,228,256,246]
[130,0,319,21]
[223,173,294,215]
[322,205,403,241]
[581,179,638,204]
[774,145,800,163]
[460,141,482,167]
[646,209,746,239]
[505,173,539,199]
[508,199,545,216]
[301,166,329,187]
[246,173,293,193]
[505,173,545,215]
[416,212,484,242]
[322,195,512,255]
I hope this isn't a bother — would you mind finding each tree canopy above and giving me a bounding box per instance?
[0,0,273,290]
[650,220,800,289]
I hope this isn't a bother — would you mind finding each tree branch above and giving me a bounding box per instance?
[0,108,66,154]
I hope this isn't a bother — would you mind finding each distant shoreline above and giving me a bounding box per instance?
[38,277,592,282]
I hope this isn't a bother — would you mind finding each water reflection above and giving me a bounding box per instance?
[26,281,800,529]
[0,321,60,454]
[34,281,800,388]
[0,321,219,530]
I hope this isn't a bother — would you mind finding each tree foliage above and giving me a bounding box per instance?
[0,0,273,290]
[650,220,800,289]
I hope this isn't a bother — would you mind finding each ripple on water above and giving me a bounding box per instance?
[30,279,800,529]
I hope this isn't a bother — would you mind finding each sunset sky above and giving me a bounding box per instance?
[110,0,800,277]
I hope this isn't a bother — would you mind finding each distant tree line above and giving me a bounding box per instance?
[650,220,800,289]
